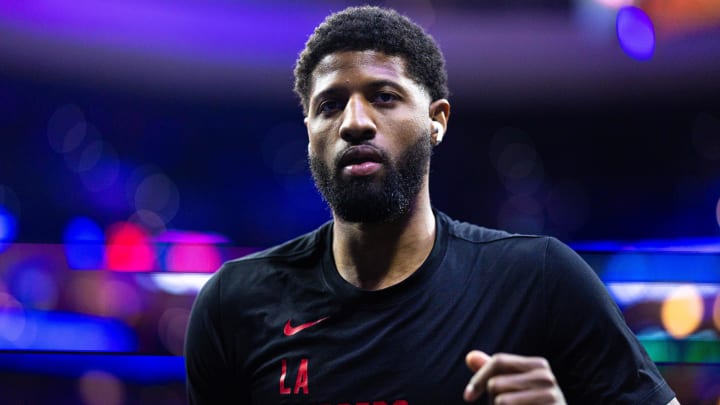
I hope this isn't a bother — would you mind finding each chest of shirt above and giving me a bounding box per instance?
[237,285,544,405]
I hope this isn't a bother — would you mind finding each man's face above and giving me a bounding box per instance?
[304,50,436,223]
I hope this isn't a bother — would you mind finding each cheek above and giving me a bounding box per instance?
[307,133,335,164]
[308,120,342,157]
[307,132,324,155]
[388,117,428,150]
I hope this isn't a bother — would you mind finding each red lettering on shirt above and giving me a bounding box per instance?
[279,359,292,394]
[279,358,310,395]
[294,358,309,394]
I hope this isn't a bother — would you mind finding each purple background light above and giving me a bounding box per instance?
[617,6,655,61]
[0,0,718,106]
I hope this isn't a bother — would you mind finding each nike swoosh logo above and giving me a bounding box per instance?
[283,317,329,336]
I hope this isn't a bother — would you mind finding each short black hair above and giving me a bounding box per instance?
[293,6,449,116]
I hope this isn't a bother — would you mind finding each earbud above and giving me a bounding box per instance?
[432,121,444,145]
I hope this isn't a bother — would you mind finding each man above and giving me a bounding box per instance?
[185,6,679,404]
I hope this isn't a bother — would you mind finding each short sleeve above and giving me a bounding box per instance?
[184,268,249,405]
[542,237,675,404]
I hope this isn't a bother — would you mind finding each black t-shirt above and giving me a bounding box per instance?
[185,210,675,405]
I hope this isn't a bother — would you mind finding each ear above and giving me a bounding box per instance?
[429,99,450,146]
[304,116,313,154]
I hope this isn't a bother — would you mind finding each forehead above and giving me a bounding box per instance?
[309,50,425,99]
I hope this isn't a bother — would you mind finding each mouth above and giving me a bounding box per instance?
[337,145,384,177]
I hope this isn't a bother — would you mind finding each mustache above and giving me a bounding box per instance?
[334,144,389,170]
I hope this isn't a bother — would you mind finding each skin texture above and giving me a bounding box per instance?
[303,49,680,405]
[464,351,566,404]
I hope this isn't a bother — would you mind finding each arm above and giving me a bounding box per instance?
[463,237,677,404]
[463,351,681,404]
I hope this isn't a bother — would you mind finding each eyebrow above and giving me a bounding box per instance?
[309,79,406,109]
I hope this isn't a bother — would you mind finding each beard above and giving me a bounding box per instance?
[309,134,433,223]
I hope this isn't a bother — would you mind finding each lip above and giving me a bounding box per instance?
[337,145,385,177]
[338,145,384,168]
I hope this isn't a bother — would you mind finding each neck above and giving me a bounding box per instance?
[331,186,436,290]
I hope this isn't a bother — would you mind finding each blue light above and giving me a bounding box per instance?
[580,252,720,283]
[0,353,184,383]
[0,309,137,352]
[0,205,18,252]
[616,6,655,61]
[63,216,105,269]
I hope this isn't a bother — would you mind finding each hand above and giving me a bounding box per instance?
[463,350,566,404]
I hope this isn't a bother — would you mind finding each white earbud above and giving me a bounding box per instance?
[432,121,444,145]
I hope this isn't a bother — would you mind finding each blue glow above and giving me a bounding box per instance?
[580,252,720,283]
[0,353,184,383]
[570,237,720,253]
[0,309,137,352]
[616,6,655,61]
[63,216,105,269]
[9,263,57,308]
[0,205,18,252]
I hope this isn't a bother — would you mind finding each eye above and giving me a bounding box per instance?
[374,92,398,104]
[318,99,341,115]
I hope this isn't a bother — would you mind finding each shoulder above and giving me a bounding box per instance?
[438,210,555,255]
[196,221,331,301]
[229,220,331,266]
[436,210,591,282]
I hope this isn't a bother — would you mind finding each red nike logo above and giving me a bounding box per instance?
[283,317,329,336]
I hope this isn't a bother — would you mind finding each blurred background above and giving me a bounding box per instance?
[1,0,719,403]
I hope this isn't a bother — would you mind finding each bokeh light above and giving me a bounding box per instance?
[157,307,190,356]
[713,292,720,332]
[106,222,156,271]
[126,165,179,231]
[0,292,26,344]
[0,205,18,252]
[78,370,125,405]
[96,279,143,322]
[62,122,102,172]
[616,6,655,61]
[165,243,222,272]
[8,262,58,310]
[130,209,167,236]
[496,142,545,195]
[78,141,121,192]
[262,122,308,180]
[63,216,105,270]
[133,172,179,224]
[595,0,634,8]
[0,307,37,349]
[661,284,704,338]
[69,277,143,323]
[156,229,227,272]
[46,104,86,154]
[147,273,212,295]
[0,185,20,253]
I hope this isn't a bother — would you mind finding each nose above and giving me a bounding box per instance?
[339,95,376,143]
